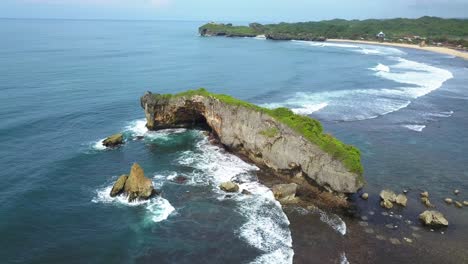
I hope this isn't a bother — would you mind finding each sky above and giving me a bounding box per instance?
[1,0,468,22]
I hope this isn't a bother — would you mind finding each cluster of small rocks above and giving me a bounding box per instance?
[360,189,453,227]
[444,189,467,209]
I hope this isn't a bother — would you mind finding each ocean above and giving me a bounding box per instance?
[0,19,467,263]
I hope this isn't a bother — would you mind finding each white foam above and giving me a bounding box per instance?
[92,138,107,150]
[92,185,175,223]
[370,63,390,73]
[403,124,426,132]
[319,210,347,235]
[293,40,359,49]
[428,110,454,118]
[340,252,350,264]
[295,40,406,57]
[255,35,266,40]
[263,56,453,121]
[124,119,148,137]
[291,102,328,115]
[176,132,293,263]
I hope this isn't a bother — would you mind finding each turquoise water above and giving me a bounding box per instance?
[1,19,467,263]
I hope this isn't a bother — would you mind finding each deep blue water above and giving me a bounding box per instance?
[1,19,467,263]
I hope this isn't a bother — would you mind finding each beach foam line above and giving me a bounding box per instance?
[293,40,406,56]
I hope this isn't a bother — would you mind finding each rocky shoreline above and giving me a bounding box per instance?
[140,89,364,196]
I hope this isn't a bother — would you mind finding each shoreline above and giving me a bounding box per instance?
[328,39,468,60]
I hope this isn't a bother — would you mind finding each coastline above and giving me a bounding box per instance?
[328,39,468,60]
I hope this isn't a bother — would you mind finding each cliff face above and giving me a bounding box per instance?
[141,90,364,194]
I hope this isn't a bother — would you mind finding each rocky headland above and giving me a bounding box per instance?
[140,89,364,200]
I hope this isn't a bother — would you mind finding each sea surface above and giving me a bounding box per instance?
[0,19,467,264]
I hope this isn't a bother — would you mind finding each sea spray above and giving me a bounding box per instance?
[263,56,453,122]
[92,185,175,223]
[176,132,294,264]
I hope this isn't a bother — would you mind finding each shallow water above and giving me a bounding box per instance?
[0,19,467,263]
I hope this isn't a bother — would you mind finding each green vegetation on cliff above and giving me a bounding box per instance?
[153,88,364,177]
[199,17,468,48]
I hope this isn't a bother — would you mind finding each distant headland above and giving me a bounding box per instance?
[199,16,468,59]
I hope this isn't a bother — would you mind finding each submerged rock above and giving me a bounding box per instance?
[421,197,434,208]
[219,181,239,193]
[444,198,453,204]
[420,191,429,198]
[419,210,448,227]
[454,189,460,195]
[172,175,188,184]
[361,193,369,200]
[389,238,401,245]
[110,175,128,197]
[272,183,298,203]
[241,189,252,195]
[463,201,468,206]
[454,201,463,208]
[103,133,124,148]
[396,194,408,207]
[124,163,156,202]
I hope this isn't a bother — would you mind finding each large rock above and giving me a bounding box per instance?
[141,90,364,194]
[103,133,124,147]
[419,210,449,227]
[219,181,239,193]
[123,163,155,202]
[380,190,397,202]
[272,183,298,203]
[396,194,408,207]
[110,175,128,197]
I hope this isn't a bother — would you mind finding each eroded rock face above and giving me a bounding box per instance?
[419,210,449,227]
[124,163,155,202]
[141,92,364,194]
[103,133,124,148]
[110,175,128,197]
[272,183,298,203]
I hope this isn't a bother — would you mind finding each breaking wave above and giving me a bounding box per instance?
[263,57,453,121]
[92,185,175,223]
[293,40,406,56]
[177,133,294,264]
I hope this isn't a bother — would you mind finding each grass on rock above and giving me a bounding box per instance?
[153,88,364,179]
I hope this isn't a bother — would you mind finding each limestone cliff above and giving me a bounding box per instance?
[141,89,364,194]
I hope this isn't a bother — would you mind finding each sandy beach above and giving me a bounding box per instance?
[328,39,468,60]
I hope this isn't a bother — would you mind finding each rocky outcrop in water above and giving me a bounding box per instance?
[219,181,239,193]
[103,133,124,148]
[140,89,364,195]
[110,163,156,202]
[419,210,449,227]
